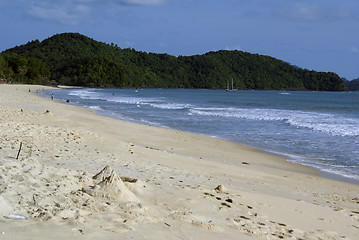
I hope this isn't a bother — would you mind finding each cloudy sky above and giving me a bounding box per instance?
[0,0,358,79]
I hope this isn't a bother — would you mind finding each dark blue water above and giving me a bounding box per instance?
[43,88,359,181]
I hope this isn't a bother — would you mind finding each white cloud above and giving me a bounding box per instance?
[27,2,90,25]
[116,0,168,5]
[278,2,352,21]
[123,40,136,48]
[21,0,192,25]
[279,3,321,21]
[24,0,171,24]
[350,47,359,53]
[225,45,241,51]
[76,0,98,2]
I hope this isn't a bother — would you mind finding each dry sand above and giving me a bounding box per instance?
[0,84,358,240]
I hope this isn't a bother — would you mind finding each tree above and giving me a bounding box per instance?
[2,33,347,91]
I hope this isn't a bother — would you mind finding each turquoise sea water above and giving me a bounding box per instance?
[43,89,359,182]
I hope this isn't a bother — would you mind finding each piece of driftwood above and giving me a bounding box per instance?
[16,142,22,160]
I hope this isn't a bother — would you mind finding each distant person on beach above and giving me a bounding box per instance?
[51,94,54,100]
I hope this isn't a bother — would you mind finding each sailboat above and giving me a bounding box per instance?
[225,78,237,91]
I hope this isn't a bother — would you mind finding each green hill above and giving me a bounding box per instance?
[1,32,346,91]
[345,78,359,91]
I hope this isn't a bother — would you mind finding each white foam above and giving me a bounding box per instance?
[265,149,359,181]
[69,89,102,100]
[102,95,192,111]
[287,114,359,137]
[189,107,359,137]
[148,102,192,110]
[88,105,102,111]
[105,96,163,106]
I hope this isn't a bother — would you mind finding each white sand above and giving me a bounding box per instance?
[0,84,358,239]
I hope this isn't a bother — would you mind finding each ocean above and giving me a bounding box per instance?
[42,88,359,182]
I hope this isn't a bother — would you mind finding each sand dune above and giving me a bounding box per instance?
[0,84,358,239]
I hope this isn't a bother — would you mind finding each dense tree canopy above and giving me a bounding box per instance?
[345,78,359,91]
[2,32,347,91]
[0,53,50,84]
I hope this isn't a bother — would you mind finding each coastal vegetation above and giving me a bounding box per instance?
[345,78,359,91]
[1,32,346,91]
[0,52,50,84]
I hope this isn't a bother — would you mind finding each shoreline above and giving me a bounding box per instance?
[1,84,359,240]
[44,86,358,185]
[48,90,317,173]
[262,149,359,185]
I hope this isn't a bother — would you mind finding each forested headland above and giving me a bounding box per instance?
[1,33,347,91]
[344,78,359,91]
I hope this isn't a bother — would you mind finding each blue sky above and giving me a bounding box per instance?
[0,0,358,79]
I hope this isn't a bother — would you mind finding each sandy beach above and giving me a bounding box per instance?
[0,84,358,240]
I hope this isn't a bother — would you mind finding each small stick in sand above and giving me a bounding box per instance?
[16,142,23,160]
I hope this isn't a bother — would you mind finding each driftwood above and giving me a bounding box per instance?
[16,142,22,160]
